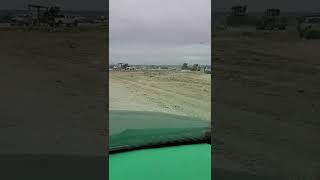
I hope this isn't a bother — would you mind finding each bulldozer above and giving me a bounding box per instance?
[256,9,288,30]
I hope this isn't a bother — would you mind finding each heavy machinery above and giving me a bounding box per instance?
[204,66,211,74]
[27,4,49,25]
[48,6,83,27]
[10,4,57,26]
[8,4,82,27]
[297,15,320,39]
[54,14,81,27]
[191,64,201,71]
[226,5,249,26]
[113,63,130,70]
[231,5,248,16]
[47,6,61,26]
[256,9,288,30]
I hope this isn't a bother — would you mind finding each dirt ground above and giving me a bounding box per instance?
[0,26,107,155]
[109,70,211,121]
[214,27,320,178]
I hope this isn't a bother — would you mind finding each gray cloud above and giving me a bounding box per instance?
[110,0,211,65]
[0,0,107,11]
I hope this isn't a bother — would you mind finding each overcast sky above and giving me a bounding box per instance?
[1,0,318,12]
[215,0,320,12]
[110,0,211,65]
[0,0,107,11]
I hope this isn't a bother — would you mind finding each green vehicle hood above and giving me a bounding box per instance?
[109,144,211,180]
[109,111,211,180]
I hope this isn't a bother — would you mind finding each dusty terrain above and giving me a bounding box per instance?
[109,70,211,121]
[214,27,320,178]
[0,26,107,155]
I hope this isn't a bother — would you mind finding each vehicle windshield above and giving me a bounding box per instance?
[109,0,211,152]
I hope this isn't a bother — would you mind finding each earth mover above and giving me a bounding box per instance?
[256,9,288,30]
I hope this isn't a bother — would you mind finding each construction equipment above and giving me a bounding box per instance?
[47,6,61,26]
[231,5,248,16]
[256,9,288,30]
[10,5,60,26]
[27,4,49,25]
[204,66,211,74]
[191,64,201,71]
[113,63,130,70]
[226,5,250,26]
[297,15,320,39]
[181,63,189,70]
[8,4,82,28]
[54,14,81,27]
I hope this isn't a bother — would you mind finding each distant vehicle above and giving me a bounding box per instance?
[204,67,211,74]
[54,14,82,26]
[191,64,201,71]
[125,66,136,71]
[256,9,288,30]
[113,63,129,70]
[93,16,107,24]
[297,15,320,39]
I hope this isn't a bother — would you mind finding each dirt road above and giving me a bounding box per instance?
[214,28,320,177]
[109,70,211,121]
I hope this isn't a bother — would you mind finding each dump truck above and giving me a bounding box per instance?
[256,9,288,30]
